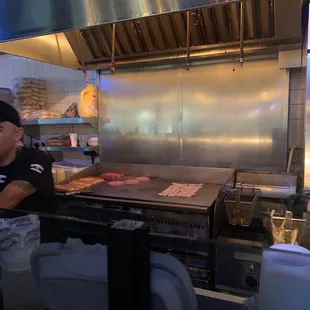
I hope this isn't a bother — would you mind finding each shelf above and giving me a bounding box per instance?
[21,117,97,126]
[46,146,98,152]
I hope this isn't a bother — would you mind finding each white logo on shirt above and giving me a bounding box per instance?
[30,164,44,174]
[0,175,7,184]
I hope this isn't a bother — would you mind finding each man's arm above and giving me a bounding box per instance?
[0,180,36,209]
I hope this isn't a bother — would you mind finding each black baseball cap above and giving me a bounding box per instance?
[0,101,21,127]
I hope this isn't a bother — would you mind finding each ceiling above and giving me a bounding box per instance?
[0,0,301,69]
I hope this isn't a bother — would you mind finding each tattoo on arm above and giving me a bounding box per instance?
[0,180,36,209]
[11,180,35,192]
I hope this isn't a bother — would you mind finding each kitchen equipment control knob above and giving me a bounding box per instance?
[245,274,258,288]
[249,264,255,273]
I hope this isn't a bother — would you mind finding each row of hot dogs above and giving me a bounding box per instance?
[55,172,150,192]
[55,172,203,198]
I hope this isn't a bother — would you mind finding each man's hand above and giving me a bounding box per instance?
[0,180,36,209]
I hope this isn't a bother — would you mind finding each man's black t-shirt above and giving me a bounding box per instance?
[0,147,56,217]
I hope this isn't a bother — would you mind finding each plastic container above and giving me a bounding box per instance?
[224,188,260,226]
[78,84,98,117]
[52,168,57,184]
[88,135,99,146]
[2,235,44,310]
[56,168,66,183]
[53,162,88,182]
[69,133,78,147]
[258,244,310,310]
[79,134,88,147]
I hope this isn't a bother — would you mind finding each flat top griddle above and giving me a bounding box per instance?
[75,178,221,210]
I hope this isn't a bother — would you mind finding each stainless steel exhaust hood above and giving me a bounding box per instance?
[0,0,301,69]
[0,0,243,41]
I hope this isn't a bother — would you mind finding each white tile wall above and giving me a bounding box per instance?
[0,54,96,115]
[0,54,98,165]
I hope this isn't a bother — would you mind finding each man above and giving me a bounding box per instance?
[0,101,56,242]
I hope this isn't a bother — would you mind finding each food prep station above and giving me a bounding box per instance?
[54,162,233,290]
[51,161,298,295]
[0,0,305,308]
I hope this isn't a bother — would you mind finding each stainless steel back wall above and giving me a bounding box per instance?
[303,3,310,191]
[99,59,289,170]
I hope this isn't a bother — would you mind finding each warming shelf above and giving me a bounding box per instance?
[21,117,97,126]
[46,146,98,152]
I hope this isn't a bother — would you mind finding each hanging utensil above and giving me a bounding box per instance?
[77,31,89,84]
[185,10,191,70]
[111,23,116,73]
[239,1,244,66]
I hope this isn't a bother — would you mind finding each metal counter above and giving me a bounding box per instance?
[58,162,234,212]
[196,289,246,310]
[74,179,222,211]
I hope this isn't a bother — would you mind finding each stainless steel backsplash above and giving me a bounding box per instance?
[98,59,289,171]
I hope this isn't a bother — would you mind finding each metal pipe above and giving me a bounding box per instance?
[89,43,276,70]
[287,144,297,173]
[96,70,102,159]
[179,70,184,161]
[111,23,116,72]
[77,31,89,83]
[239,1,244,65]
[55,34,64,67]
[86,37,299,64]
[186,10,190,70]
